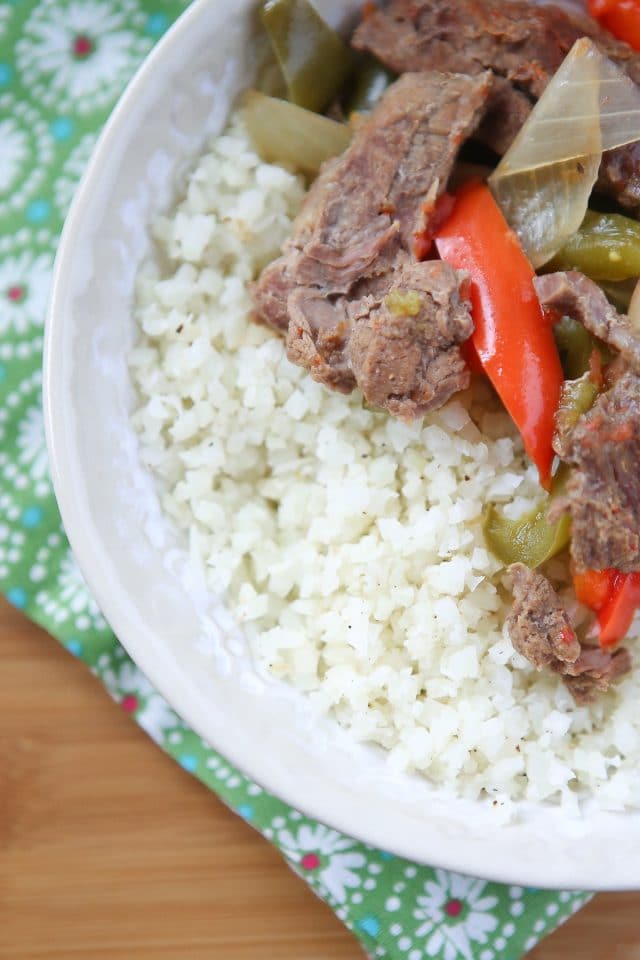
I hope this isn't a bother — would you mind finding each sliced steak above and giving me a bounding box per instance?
[475,79,532,156]
[507,563,581,670]
[286,258,473,417]
[286,289,356,393]
[253,71,491,417]
[345,261,472,419]
[506,564,631,703]
[553,371,640,572]
[534,271,640,373]
[352,0,640,212]
[598,144,640,215]
[254,257,297,333]
[353,0,640,95]
[352,0,587,98]
[254,71,492,329]
[535,273,640,571]
[561,645,632,704]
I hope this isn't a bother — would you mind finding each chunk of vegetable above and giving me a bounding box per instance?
[243,90,351,176]
[598,572,640,648]
[435,181,564,489]
[626,276,640,333]
[574,568,617,612]
[483,467,571,568]
[589,0,640,51]
[575,567,640,648]
[489,38,640,267]
[261,0,354,113]
[553,315,599,381]
[384,289,422,316]
[548,210,640,282]
[553,374,600,449]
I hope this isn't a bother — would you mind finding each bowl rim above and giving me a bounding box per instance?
[43,0,640,892]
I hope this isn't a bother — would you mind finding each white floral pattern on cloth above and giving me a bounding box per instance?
[0,367,52,500]
[0,250,52,335]
[0,523,27,585]
[53,132,99,215]
[35,549,108,631]
[413,870,499,960]
[101,656,181,741]
[0,5,13,41]
[0,117,29,192]
[16,0,152,116]
[16,404,50,481]
[278,823,368,904]
[0,94,54,217]
[0,4,593,959]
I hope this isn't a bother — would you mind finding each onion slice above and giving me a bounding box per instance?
[242,90,351,177]
[489,38,640,268]
[627,277,640,333]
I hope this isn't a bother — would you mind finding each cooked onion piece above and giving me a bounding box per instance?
[489,38,640,267]
[243,90,352,176]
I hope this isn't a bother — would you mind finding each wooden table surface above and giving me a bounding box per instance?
[1,595,638,959]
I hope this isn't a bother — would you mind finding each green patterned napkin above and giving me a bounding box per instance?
[0,2,591,956]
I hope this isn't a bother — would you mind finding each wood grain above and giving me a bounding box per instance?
[1,595,638,959]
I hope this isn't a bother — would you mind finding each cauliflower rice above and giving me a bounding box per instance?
[130,115,640,813]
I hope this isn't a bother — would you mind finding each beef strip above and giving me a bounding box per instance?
[561,645,632,704]
[506,564,631,703]
[598,143,640,215]
[507,563,581,670]
[353,0,640,96]
[352,0,575,96]
[344,261,472,419]
[253,71,491,417]
[352,0,640,211]
[534,271,640,374]
[254,71,491,328]
[554,371,640,572]
[533,269,640,570]
[475,79,532,156]
[286,260,472,414]
[286,288,356,392]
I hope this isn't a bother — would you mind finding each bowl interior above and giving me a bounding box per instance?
[44,0,640,889]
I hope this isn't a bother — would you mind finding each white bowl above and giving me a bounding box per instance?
[44,0,640,889]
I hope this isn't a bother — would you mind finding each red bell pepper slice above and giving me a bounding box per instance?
[573,568,616,612]
[598,572,640,648]
[573,568,640,648]
[588,0,640,51]
[434,182,564,489]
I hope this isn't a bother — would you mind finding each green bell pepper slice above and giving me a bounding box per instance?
[554,374,600,447]
[549,210,640,282]
[483,465,571,568]
[261,0,354,114]
[553,315,597,380]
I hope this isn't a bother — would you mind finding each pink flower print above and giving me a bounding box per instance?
[413,869,499,960]
[278,823,366,904]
